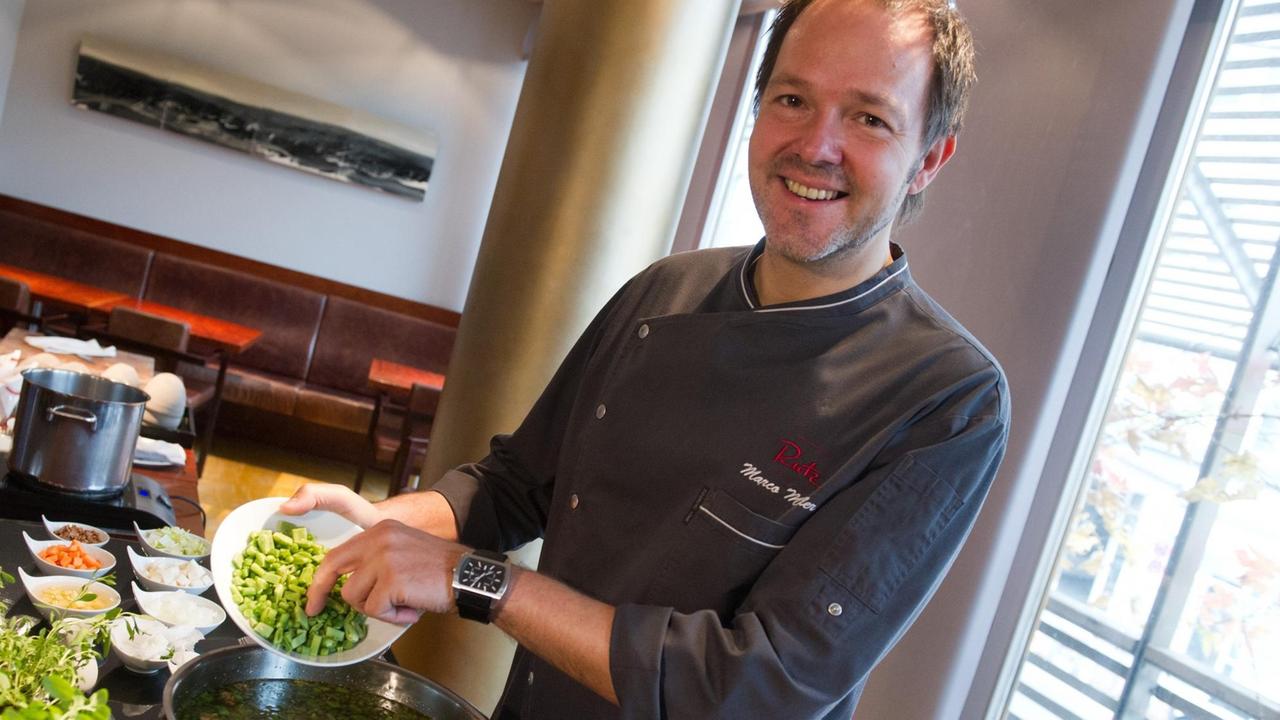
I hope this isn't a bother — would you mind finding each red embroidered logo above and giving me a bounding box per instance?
[774,440,822,487]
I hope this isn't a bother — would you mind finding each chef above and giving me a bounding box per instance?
[284,1,1010,718]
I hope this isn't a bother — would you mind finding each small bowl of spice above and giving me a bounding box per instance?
[42,515,109,548]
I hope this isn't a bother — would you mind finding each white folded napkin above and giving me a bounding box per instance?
[134,437,186,466]
[24,336,117,359]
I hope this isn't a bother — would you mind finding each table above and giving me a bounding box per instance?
[96,298,261,355]
[355,359,446,493]
[0,263,129,313]
[368,358,446,399]
[0,518,242,720]
[0,327,156,382]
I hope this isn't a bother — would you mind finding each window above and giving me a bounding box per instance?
[1002,1,1280,718]
[671,9,773,254]
[701,61,765,250]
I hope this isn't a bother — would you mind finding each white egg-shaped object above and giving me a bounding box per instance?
[101,362,141,388]
[143,373,186,425]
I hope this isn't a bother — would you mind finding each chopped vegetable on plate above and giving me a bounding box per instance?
[230,522,367,657]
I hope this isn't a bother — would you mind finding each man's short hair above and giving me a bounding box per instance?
[752,0,977,224]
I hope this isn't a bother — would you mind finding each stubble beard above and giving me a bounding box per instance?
[761,168,914,268]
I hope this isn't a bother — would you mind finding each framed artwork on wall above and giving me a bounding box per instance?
[72,36,437,201]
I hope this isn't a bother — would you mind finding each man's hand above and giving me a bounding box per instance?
[305,519,468,626]
[280,483,383,529]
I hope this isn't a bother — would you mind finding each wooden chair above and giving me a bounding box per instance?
[0,277,39,333]
[385,383,438,497]
[108,306,192,369]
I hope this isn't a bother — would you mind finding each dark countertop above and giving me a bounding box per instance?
[0,518,244,719]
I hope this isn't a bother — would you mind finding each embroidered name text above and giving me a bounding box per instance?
[740,463,781,494]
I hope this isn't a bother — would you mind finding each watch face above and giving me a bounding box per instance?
[460,558,507,594]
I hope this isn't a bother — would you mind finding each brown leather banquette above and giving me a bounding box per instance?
[0,197,457,466]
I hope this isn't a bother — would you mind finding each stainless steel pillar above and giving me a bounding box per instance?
[394,0,742,712]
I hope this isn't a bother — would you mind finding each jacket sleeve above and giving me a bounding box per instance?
[431,282,633,552]
[608,367,1010,720]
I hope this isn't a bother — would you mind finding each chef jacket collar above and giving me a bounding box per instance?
[738,239,910,315]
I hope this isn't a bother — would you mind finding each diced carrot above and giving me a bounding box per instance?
[38,540,100,570]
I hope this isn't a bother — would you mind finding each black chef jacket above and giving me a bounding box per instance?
[433,240,1010,720]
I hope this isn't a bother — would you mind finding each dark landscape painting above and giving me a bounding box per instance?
[71,37,435,201]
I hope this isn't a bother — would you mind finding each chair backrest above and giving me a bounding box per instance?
[108,306,191,352]
[400,382,439,442]
[0,277,31,313]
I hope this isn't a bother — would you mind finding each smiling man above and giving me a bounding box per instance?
[283,1,1009,719]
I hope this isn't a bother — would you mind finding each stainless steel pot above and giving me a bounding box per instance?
[8,367,150,496]
[163,645,487,720]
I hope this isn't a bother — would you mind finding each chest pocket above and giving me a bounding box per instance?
[648,487,801,620]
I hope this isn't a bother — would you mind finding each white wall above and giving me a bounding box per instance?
[0,1,23,124]
[851,1,1198,718]
[0,0,539,312]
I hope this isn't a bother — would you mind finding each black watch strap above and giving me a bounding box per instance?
[456,588,495,623]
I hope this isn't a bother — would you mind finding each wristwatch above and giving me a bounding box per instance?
[451,549,511,624]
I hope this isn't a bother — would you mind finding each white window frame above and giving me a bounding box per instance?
[671,3,775,254]
[976,0,1250,716]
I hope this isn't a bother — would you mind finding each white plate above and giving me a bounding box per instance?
[132,457,179,469]
[210,497,407,667]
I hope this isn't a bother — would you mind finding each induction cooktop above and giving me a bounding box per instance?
[0,471,176,530]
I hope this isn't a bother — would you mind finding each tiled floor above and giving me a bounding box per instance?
[197,437,389,539]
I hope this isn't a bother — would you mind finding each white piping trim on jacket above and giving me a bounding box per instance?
[738,253,908,313]
[698,506,786,549]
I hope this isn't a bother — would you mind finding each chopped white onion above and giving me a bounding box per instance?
[140,559,212,588]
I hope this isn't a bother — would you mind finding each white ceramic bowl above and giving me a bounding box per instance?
[49,618,100,692]
[23,532,116,579]
[133,522,210,561]
[54,617,97,646]
[127,546,213,595]
[18,567,121,621]
[76,658,98,693]
[42,515,110,547]
[131,583,225,636]
[108,615,203,675]
[210,497,408,667]
[108,616,170,674]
